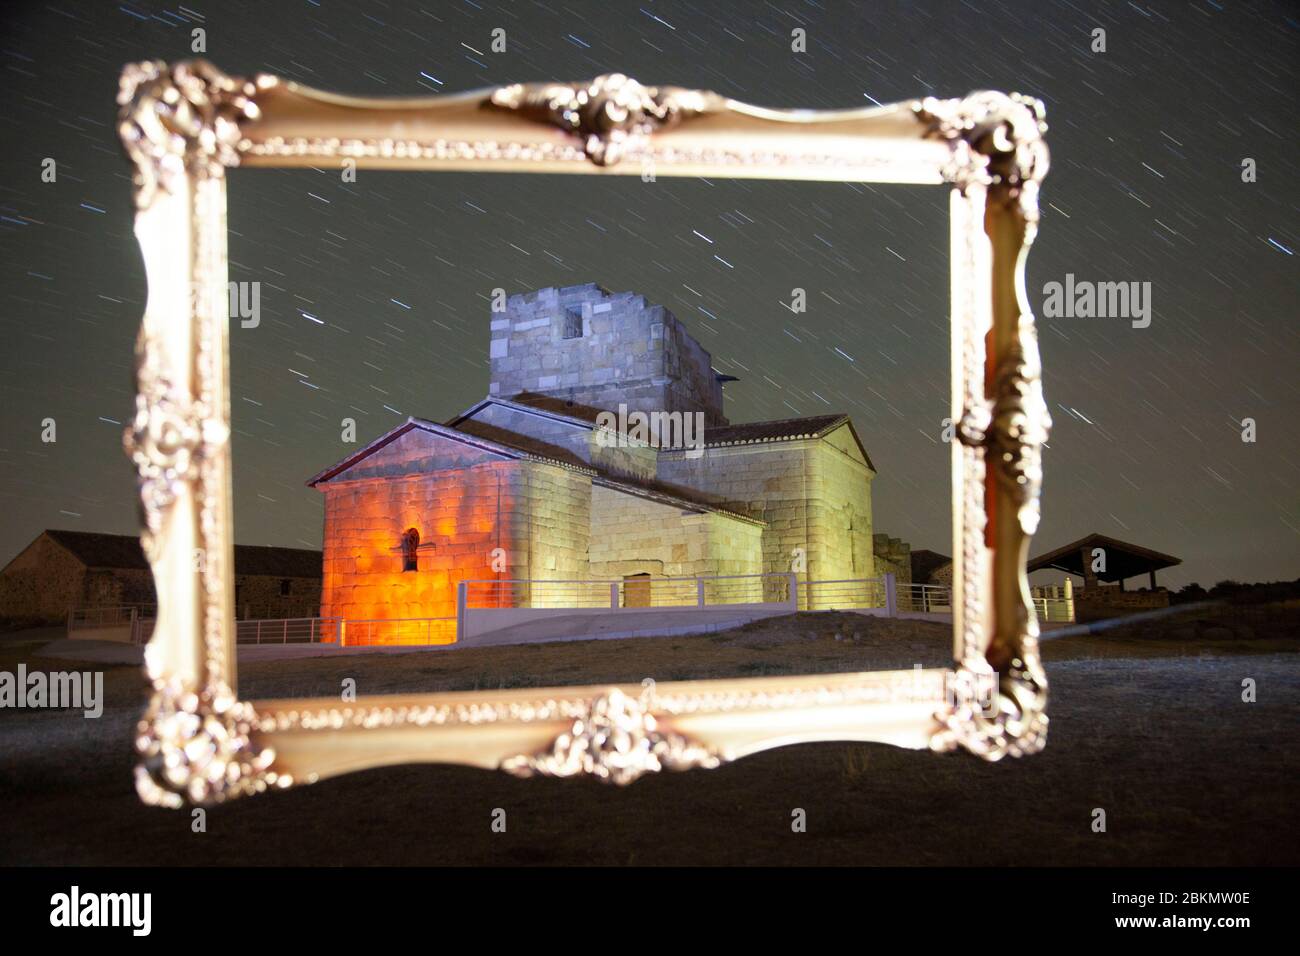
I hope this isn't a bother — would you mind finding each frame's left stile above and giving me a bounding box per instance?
[119,63,280,806]
[117,60,1051,806]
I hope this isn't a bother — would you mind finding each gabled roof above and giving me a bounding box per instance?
[314,399,877,525]
[704,413,848,445]
[45,529,149,571]
[26,530,322,578]
[305,416,594,487]
[700,413,876,472]
[445,396,602,433]
[451,399,875,469]
[232,544,323,579]
[305,413,763,526]
[591,475,766,527]
[1028,533,1181,582]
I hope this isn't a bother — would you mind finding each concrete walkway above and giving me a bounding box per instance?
[463,605,793,647]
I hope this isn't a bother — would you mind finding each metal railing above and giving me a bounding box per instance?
[462,573,792,611]
[464,579,613,609]
[235,617,341,645]
[68,603,319,625]
[67,605,155,629]
[69,574,1082,651]
[801,578,888,610]
[234,604,319,621]
[1033,597,1073,623]
[1030,584,1075,623]
[897,583,953,614]
[463,574,960,615]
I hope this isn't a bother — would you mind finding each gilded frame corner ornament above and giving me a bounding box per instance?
[118,60,1052,805]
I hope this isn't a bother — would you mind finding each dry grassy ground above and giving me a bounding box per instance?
[1,603,1296,866]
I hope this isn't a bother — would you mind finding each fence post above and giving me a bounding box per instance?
[610,582,619,609]
[338,619,346,648]
[456,580,468,644]
[696,577,706,607]
[884,573,897,617]
[786,572,798,611]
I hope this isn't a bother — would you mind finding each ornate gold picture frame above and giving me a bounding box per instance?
[118,60,1050,806]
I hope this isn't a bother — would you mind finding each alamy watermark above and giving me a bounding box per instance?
[594,403,705,459]
[50,886,150,936]
[0,665,103,717]
[1042,273,1151,328]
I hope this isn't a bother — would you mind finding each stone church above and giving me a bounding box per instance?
[307,284,878,622]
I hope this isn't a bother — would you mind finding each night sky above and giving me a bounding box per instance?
[0,0,1295,590]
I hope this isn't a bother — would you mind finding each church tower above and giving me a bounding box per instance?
[487,283,728,426]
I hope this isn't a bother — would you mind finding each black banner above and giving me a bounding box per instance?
[0,867,1284,941]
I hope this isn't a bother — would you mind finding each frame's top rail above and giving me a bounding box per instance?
[119,60,1049,196]
[236,72,951,183]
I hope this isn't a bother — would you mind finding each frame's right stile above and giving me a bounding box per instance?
[925,93,1052,758]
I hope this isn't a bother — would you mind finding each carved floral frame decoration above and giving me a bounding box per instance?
[118,61,1051,806]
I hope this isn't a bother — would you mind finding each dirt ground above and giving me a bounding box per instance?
[1,603,1296,866]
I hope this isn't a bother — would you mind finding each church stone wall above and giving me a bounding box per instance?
[587,485,763,594]
[659,318,727,427]
[656,427,874,608]
[701,512,767,579]
[489,284,726,426]
[658,442,812,603]
[807,427,877,593]
[508,461,592,606]
[319,459,523,626]
[319,448,594,621]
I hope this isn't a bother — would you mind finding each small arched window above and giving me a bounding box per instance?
[401,528,420,572]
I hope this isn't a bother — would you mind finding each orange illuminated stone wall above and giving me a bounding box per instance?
[320,462,514,627]
[315,425,594,643]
